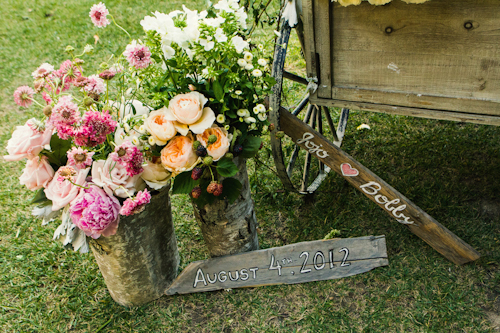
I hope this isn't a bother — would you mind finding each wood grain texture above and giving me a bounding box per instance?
[90,185,179,307]
[314,0,332,98]
[165,236,388,295]
[191,157,259,257]
[279,108,480,265]
[305,0,500,118]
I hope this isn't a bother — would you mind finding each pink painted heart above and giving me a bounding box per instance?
[341,163,359,177]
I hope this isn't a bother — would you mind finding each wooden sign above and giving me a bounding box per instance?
[278,107,480,265]
[165,236,388,295]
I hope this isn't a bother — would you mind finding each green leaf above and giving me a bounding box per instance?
[213,80,224,102]
[240,135,262,158]
[30,189,48,205]
[172,171,199,195]
[222,178,242,204]
[44,134,71,168]
[216,158,239,178]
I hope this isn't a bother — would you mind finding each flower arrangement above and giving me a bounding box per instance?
[4,0,273,251]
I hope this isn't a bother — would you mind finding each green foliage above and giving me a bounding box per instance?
[172,171,199,194]
[240,135,262,158]
[44,134,71,168]
[215,158,239,178]
[222,177,242,204]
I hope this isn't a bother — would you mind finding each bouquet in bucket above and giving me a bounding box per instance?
[4,0,274,251]
[4,4,167,252]
[132,0,275,206]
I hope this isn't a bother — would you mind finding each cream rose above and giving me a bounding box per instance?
[144,108,179,145]
[196,125,232,162]
[160,134,200,177]
[141,157,171,190]
[163,92,216,134]
[4,119,52,161]
[44,166,90,211]
[91,158,144,198]
[20,156,55,191]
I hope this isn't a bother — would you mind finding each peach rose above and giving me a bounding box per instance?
[91,158,144,198]
[4,119,52,161]
[197,125,232,162]
[144,108,178,145]
[44,166,90,211]
[160,134,200,177]
[20,156,55,191]
[163,92,216,134]
[141,157,171,190]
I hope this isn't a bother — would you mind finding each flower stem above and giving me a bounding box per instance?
[109,14,131,40]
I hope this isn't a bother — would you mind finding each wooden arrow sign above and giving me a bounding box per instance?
[165,236,388,295]
[278,107,480,265]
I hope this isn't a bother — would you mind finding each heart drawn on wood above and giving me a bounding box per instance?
[341,163,359,177]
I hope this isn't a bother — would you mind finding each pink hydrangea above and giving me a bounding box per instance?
[32,63,55,79]
[50,95,80,139]
[89,2,110,28]
[70,185,121,239]
[123,41,152,69]
[14,86,35,108]
[84,74,106,95]
[110,140,144,176]
[73,111,117,147]
[120,189,151,216]
[67,147,94,169]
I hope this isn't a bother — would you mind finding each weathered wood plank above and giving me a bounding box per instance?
[306,0,500,117]
[314,0,332,98]
[165,236,388,295]
[279,107,480,265]
[301,0,317,80]
[311,97,500,126]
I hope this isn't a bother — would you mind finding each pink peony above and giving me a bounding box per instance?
[119,189,151,216]
[4,119,52,161]
[91,158,143,198]
[73,111,116,147]
[89,2,110,28]
[50,95,80,140]
[84,74,106,95]
[70,185,121,239]
[44,166,90,211]
[32,63,55,79]
[110,141,144,176]
[14,86,35,108]
[67,147,94,169]
[123,41,152,69]
[19,156,55,191]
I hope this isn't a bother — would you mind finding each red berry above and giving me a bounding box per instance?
[191,167,203,180]
[213,183,223,197]
[207,182,218,194]
[259,142,264,150]
[191,186,202,199]
[233,144,243,155]
[196,145,208,157]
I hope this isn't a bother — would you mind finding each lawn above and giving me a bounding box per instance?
[0,0,499,332]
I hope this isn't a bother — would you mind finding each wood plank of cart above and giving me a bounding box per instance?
[166,236,388,295]
[278,108,480,265]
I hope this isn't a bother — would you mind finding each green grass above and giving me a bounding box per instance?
[1,0,500,332]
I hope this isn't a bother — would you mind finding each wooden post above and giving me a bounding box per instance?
[191,157,259,257]
[90,185,179,307]
[278,107,480,265]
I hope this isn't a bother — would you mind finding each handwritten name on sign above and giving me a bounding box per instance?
[165,236,388,295]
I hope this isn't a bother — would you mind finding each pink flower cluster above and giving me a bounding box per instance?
[110,141,144,176]
[14,86,35,108]
[124,41,152,69]
[120,189,151,216]
[89,2,110,28]
[73,111,117,147]
[50,96,81,140]
[70,185,121,239]
[67,147,94,169]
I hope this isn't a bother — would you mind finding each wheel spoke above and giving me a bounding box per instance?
[317,106,325,173]
[292,93,310,116]
[323,106,340,143]
[283,71,309,85]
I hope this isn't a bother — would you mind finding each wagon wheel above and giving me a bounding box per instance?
[269,22,350,194]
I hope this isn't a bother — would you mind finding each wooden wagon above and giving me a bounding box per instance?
[269,0,500,265]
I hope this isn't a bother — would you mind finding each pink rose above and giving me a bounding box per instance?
[44,166,90,211]
[91,158,144,198]
[163,92,216,134]
[196,125,231,162]
[4,119,52,161]
[145,108,178,145]
[20,156,55,191]
[160,134,200,177]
